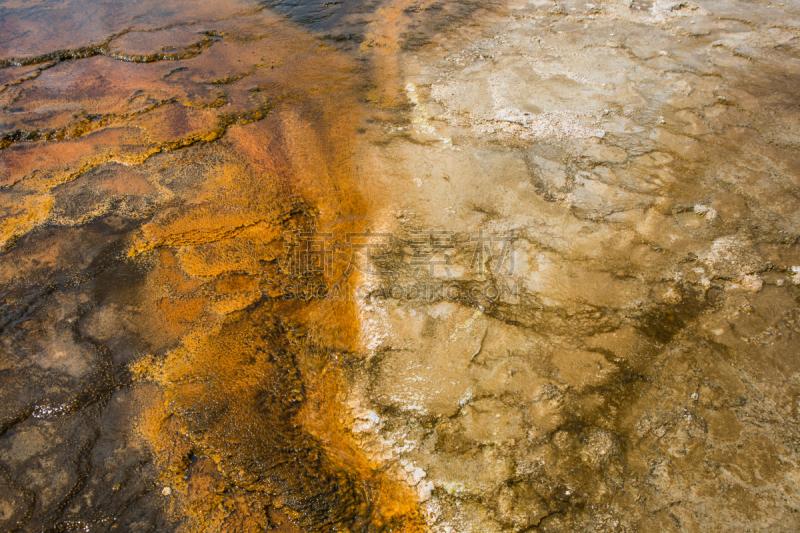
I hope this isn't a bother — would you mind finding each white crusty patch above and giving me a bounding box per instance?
[474,108,606,140]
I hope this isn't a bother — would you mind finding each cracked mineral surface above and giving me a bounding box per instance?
[1,0,800,531]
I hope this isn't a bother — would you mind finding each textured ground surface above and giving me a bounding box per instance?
[1,0,799,531]
[349,1,800,531]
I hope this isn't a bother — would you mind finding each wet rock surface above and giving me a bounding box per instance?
[1,0,799,531]
[0,0,419,530]
[347,0,800,531]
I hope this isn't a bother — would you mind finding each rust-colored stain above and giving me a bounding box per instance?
[1,1,428,531]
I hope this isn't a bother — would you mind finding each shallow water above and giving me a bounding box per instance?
[1,0,800,531]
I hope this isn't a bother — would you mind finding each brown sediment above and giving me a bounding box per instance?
[338,1,800,530]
